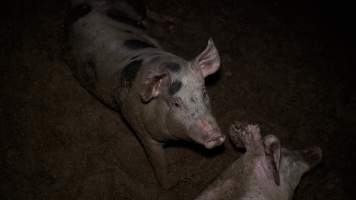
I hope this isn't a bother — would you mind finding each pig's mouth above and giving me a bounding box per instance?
[203,133,226,149]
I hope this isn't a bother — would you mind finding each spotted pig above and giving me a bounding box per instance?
[66,0,225,188]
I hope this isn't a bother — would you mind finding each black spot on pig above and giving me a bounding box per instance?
[121,59,143,87]
[124,39,156,50]
[106,8,145,29]
[165,62,181,72]
[66,3,92,26]
[169,81,182,95]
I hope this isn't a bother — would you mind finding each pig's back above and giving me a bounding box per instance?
[67,1,161,105]
[69,8,159,83]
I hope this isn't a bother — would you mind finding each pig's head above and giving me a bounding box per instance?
[263,136,322,197]
[228,123,322,199]
[139,39,225,149]
[278,146,322,192]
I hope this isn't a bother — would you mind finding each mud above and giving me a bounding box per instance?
[1,0,355,199]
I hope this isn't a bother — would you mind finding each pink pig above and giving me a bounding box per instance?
[195,122,322,200]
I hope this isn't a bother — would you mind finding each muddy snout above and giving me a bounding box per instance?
[190,118,225,149]
[204,131,226,149]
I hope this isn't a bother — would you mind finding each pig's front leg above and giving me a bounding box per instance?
[141,137,176,189]
[229,122,264,154]
[230,122,281,185]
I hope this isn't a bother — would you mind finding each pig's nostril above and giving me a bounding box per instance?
[203,135,225,149]
[206,134,224,142]
[219,136,226,143]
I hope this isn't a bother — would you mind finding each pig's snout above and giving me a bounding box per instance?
[191,119,225,149]
[204,134,225,149]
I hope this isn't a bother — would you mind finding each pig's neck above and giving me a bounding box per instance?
[244,159,290,200]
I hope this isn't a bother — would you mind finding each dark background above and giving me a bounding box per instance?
[1,0,355,199]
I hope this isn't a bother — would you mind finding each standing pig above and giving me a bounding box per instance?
[195,122,322,200]
[66,0,225,188]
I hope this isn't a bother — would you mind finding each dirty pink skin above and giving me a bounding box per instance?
[195,122,322,200]
[121,39,225,188]
[67,0,225,189]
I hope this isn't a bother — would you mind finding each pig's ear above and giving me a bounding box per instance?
[264,135,281,185]
[192,38,221,77]
[140,72,168,103]
[299,146,322,170]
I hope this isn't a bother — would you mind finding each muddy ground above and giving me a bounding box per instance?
[1,0,355,199]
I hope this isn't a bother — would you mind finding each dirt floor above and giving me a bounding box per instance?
[1,0,355,199]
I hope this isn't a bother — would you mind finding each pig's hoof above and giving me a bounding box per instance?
[230,121,248,136]
[230,121,256,144]
[230,121,263,150]
[229,121,246,148]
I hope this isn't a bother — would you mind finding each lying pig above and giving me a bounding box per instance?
[66,0,225,188]
[195,122,322,200]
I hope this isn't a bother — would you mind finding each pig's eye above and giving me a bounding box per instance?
[168,97,183,109]
[172,99,181,107]
[202,88,209,102]
[202,88,207,97]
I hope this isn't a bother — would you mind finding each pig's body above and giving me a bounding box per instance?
[67,0,225,188]
[195,123,322,200]
[67,0,161,105]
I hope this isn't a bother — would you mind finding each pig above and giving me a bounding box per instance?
[195,122,322,200]
[66,0,225,188]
